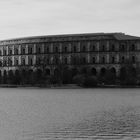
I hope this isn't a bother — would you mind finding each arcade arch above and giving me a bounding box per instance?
[100,67,106,76]
[91,67,97,75]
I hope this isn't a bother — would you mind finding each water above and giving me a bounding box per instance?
[0,88,140,140]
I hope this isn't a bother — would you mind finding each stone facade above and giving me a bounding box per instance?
[0,32,139,79]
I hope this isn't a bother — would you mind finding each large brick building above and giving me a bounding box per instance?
[0,32,140,84]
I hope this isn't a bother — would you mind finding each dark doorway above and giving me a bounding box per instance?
[100,68,106,77]
[14,70,20,85]
[91,68,97,75]
[3,70,7,84]
[45,69,50,76]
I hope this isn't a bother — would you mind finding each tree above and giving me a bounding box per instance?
[83,75,98,87]
[72,74,85,86]
[120,59,137,85]
[104,69,116,85]
[36,56,50,85]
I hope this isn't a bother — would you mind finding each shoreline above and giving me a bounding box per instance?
[0,84,140,89]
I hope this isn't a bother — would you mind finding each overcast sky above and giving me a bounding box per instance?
[0,0,139,40]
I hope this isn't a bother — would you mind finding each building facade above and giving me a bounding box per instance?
[0,32,140,84]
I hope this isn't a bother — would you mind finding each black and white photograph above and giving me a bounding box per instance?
[0,0,140,140]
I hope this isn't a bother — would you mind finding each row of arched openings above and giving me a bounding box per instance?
[71,67,117,77]
[1,69,51,76]
[0,69,51,84]
[0,67,136,78]
[91,67,116,76]
[0,67,137,84]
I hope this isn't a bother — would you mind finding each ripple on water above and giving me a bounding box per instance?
[22,106,140,140]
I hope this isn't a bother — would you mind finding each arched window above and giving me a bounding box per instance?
[64,57,68,64]
[81,57,86,64]
[36,69,42,78]
[121,44,125,51]
[74,46,76,52]
[121,56,125,63]
[91,68,96,75]
[92,57,95,63]
[110,67,116,74]
[4,70,7,76]
[112,57,115,63]
[132,56,135,63]
[45,46,49,53]
[3,50,7,55]
[47,58,49,64]
[29,58,33,65]
[8,59,12,66]
[92,45,95,51]
[102,57,105,63]
[3,70,7,84]
[22,48,25,54]
[82,46,86,52]
[15,48,18,55]
[47,47,49,52]
[3,60,7,66]
[102,45,105,51]
[15,70,20,84]
[8,70,13,78]
[100,68,106,76]
[131,44,135,51]
[111,45,115,51]
[64,46,67,52]
[120,67,126,80]
[9,49,12,55]
[21,69,26,77]
[73,57,77,64]
[55,47,58,52]
[15,59,18,66]
[28,47,33,54]
[0,61,2,66]
[54,68,59,77]
[55,58,58,64]
[36,58,38,65]
[38,47,41,54]
[22,58,26,65]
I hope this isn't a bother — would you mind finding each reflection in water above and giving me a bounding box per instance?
[0,88,139,140]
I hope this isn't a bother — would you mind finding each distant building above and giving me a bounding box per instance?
[0,32,140,84]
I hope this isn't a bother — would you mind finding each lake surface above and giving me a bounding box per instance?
[0,88,140,140]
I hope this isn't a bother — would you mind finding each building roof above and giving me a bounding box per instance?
[112,33,140,40]
[0,33,140,45]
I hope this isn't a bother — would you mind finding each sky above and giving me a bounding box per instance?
[0,0,139,40]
